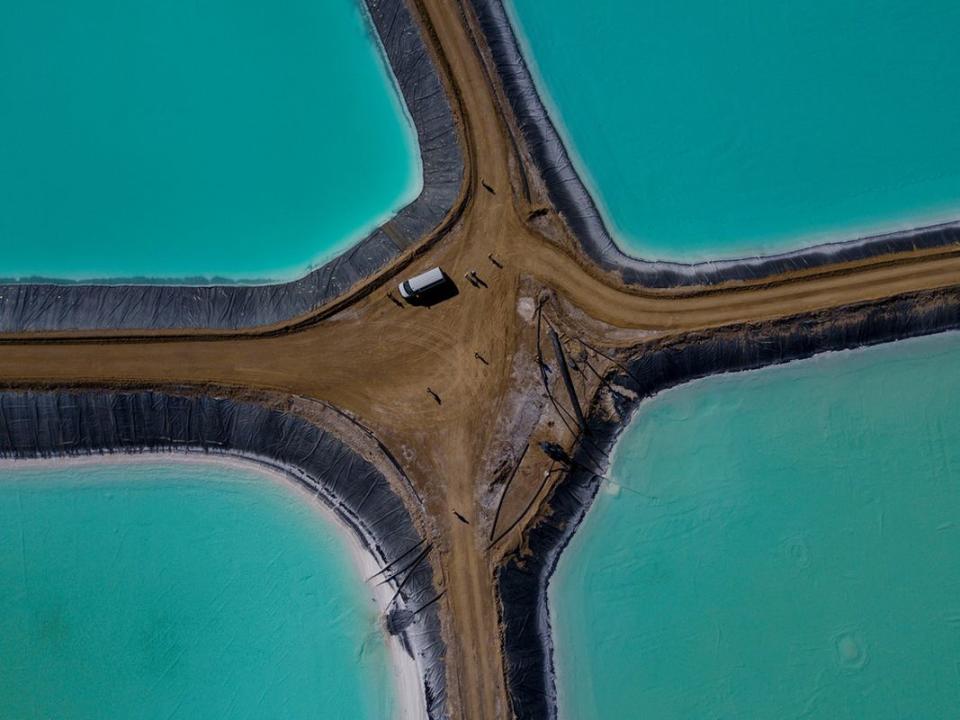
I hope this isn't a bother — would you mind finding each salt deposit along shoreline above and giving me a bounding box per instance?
[1,1,960,717]
[0,451,426,720]
[496,289,960,719]
[0,392,447,719]
[467,0,960,287]
[548,330,960,718]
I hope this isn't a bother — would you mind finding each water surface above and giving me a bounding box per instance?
[0,0,420,281]
[0,459,396,719]
[551,332,960,718]
[507,0,960,260]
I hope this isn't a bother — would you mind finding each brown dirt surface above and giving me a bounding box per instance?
[0,1,959,717]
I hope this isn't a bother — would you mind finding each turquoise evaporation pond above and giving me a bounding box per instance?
[0,460,396,719]
[0,0,420,282]
[550,331,960,719]
[506,0,960,260]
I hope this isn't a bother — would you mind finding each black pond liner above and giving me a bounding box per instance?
[0,0,464,332]
[497,289,960,720]
[0,390,449,719]
[466,0,960,288]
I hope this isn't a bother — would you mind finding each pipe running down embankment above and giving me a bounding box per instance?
[0,390,450,720]
[497,288,960,720]
[548,328,586,434]
[0,0,959,718]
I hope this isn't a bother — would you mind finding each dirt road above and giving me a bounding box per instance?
[0,1,958,717]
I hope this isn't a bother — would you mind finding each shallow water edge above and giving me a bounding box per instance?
[551,333,960,718]
[0,391,449,719]
[0,453,423,719]
[0,0,464,332]
[466,0,960,287]
[496,287,960,720]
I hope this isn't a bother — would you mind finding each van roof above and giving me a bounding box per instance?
[407,267,444,292]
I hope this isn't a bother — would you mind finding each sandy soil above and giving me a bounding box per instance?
[0,0,958,717]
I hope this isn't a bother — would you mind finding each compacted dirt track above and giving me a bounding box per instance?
[1,1,959,718]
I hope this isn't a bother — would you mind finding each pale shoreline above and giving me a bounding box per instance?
[0,449,426,720]
[502,0,960,266]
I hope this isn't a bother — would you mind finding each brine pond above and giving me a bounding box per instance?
[551,331,960,719]
[0,0,420,282]
[0,458,398,719]
[506,0,960,260]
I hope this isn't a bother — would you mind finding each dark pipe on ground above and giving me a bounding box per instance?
[549,328,587,433]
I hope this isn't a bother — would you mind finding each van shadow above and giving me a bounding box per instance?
[405,277,460,307]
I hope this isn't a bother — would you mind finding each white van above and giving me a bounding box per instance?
[398,267,447,300]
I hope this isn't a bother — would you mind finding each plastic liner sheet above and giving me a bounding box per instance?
[467,0,960,288]
[0,0,463,332]
[0,390,449,719]
[497,289,960,720]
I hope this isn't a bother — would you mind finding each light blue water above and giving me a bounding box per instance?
[551,332,960,719]
[0,459,396,719]
[0,0,420,282]
[506,0,960,260]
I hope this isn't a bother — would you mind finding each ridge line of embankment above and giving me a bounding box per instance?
[497,286,960,720]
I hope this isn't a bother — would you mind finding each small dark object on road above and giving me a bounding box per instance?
[481,180,496,195]
[387,292,404,308]
[427,387,442,405]
[488,253,503,269]
[464,272,479,288]
[470,271,488,289]
[453,510,470,525]
[474,352,489,365]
